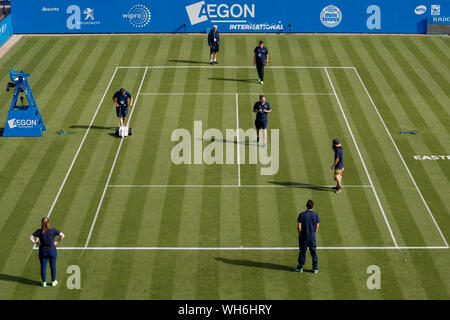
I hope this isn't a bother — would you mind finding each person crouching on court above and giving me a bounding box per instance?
[29,217,65,287]
[331,138,344,193]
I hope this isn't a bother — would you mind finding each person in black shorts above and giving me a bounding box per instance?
[208,25,220,64]
[253,94,271,147]
[112,88,133,128]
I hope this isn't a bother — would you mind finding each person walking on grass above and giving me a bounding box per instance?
[253,40,269,84]
[293,199,319,273]
[253,94,271,148]
[208,25,220,64]
[28,217,65,287]
[331,138,344,193]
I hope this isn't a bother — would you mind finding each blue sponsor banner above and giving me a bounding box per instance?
[0,15,13,46]
[10,0,450,34]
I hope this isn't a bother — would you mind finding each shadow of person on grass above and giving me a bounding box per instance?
[269,181,334,192]
[0,274,41,286]
[167,59,211,65]
[70,125,116,131]
[196,137,254,146]
[208,77,258,83]
[215,257,292,272]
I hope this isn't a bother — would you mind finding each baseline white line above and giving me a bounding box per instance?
[117,66,356,69]
[46,67,119,219]
[108,184,372,188]
[37,246,449,251]
[84,67,149,248]
[236,93,241,186]
[324,67,399,247]
[353,67,449,248]
[140,92,334,95]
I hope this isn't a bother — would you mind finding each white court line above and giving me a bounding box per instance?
[84,67,149,248]
[353,67,449,248]
[108,184,372,188]
[118,66,356,69]
[36,246,449,251]
[324,67,399,247]
[236,93,241,186]
[140,92,334,95]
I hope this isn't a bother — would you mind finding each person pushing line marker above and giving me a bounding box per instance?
[112,88,133,138]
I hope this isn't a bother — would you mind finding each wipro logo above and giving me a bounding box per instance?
[185,1,255,25]
[123,4,152,28]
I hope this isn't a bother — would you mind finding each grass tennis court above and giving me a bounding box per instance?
[0,34,449,299]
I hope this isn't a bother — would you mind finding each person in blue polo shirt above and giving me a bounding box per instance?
[29,217,65,287]
[253,40,269,84]
[293,199,319,273]
[331,138,344,193]
[253,94,271,147]
[112,88,133,129]
[208,25,220,64]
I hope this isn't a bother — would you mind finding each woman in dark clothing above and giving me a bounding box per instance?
[28,217,65,287]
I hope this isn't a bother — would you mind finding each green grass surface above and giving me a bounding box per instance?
[0,34,449,299]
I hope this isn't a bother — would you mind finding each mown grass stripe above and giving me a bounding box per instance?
[382,38,450,133]
[367,38,450,183]
[402,38,450,101]
[148,37,201,299]
[194,47,228,298]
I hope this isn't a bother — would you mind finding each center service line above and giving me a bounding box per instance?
[84,67,149,248]
[324,67,399,248]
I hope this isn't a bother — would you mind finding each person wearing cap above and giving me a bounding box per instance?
[253,40,269,84]
[331,138,344,193]
[208,25,220,64]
